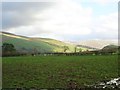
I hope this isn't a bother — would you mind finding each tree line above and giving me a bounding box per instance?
[1,43,120,57]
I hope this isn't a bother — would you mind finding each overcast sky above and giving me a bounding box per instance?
[1,0,119,41]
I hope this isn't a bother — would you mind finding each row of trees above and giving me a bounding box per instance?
[2,43,120,57]
[1,43,83,56]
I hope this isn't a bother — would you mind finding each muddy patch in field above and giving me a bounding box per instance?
[67,79,78,89]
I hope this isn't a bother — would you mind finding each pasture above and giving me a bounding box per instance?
[2,55,118,88]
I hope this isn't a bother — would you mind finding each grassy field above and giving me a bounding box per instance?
[2,55,118,88]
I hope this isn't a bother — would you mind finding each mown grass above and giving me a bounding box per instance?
[2,55,118,88]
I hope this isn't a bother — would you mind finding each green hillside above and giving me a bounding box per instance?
[101,45,118,53]
[1,32,75,53]
[102,45,118,50]
[30,38,76,52]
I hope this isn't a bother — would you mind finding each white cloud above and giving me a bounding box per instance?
[5,25,52,36]
[5,0,93,36]
[34,0,93,35]
[3,0,118,41]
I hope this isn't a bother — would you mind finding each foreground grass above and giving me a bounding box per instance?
[2,55,118,88]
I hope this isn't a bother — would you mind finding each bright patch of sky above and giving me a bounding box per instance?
[80,2,117,16]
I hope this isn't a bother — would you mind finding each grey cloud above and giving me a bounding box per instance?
[2,2,54,29]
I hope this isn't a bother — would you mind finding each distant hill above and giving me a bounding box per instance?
[78,40,118,49]
[102,45,118,50]
[101,45,118,53]
[76,45,97,50]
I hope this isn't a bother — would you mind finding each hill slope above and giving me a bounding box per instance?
[1,32,106,53]
[1,32,75,53]
[101,45,118,53]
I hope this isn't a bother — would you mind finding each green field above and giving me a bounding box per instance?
[2,55,118,88]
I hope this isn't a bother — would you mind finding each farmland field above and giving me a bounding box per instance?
[2,55,118,88]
